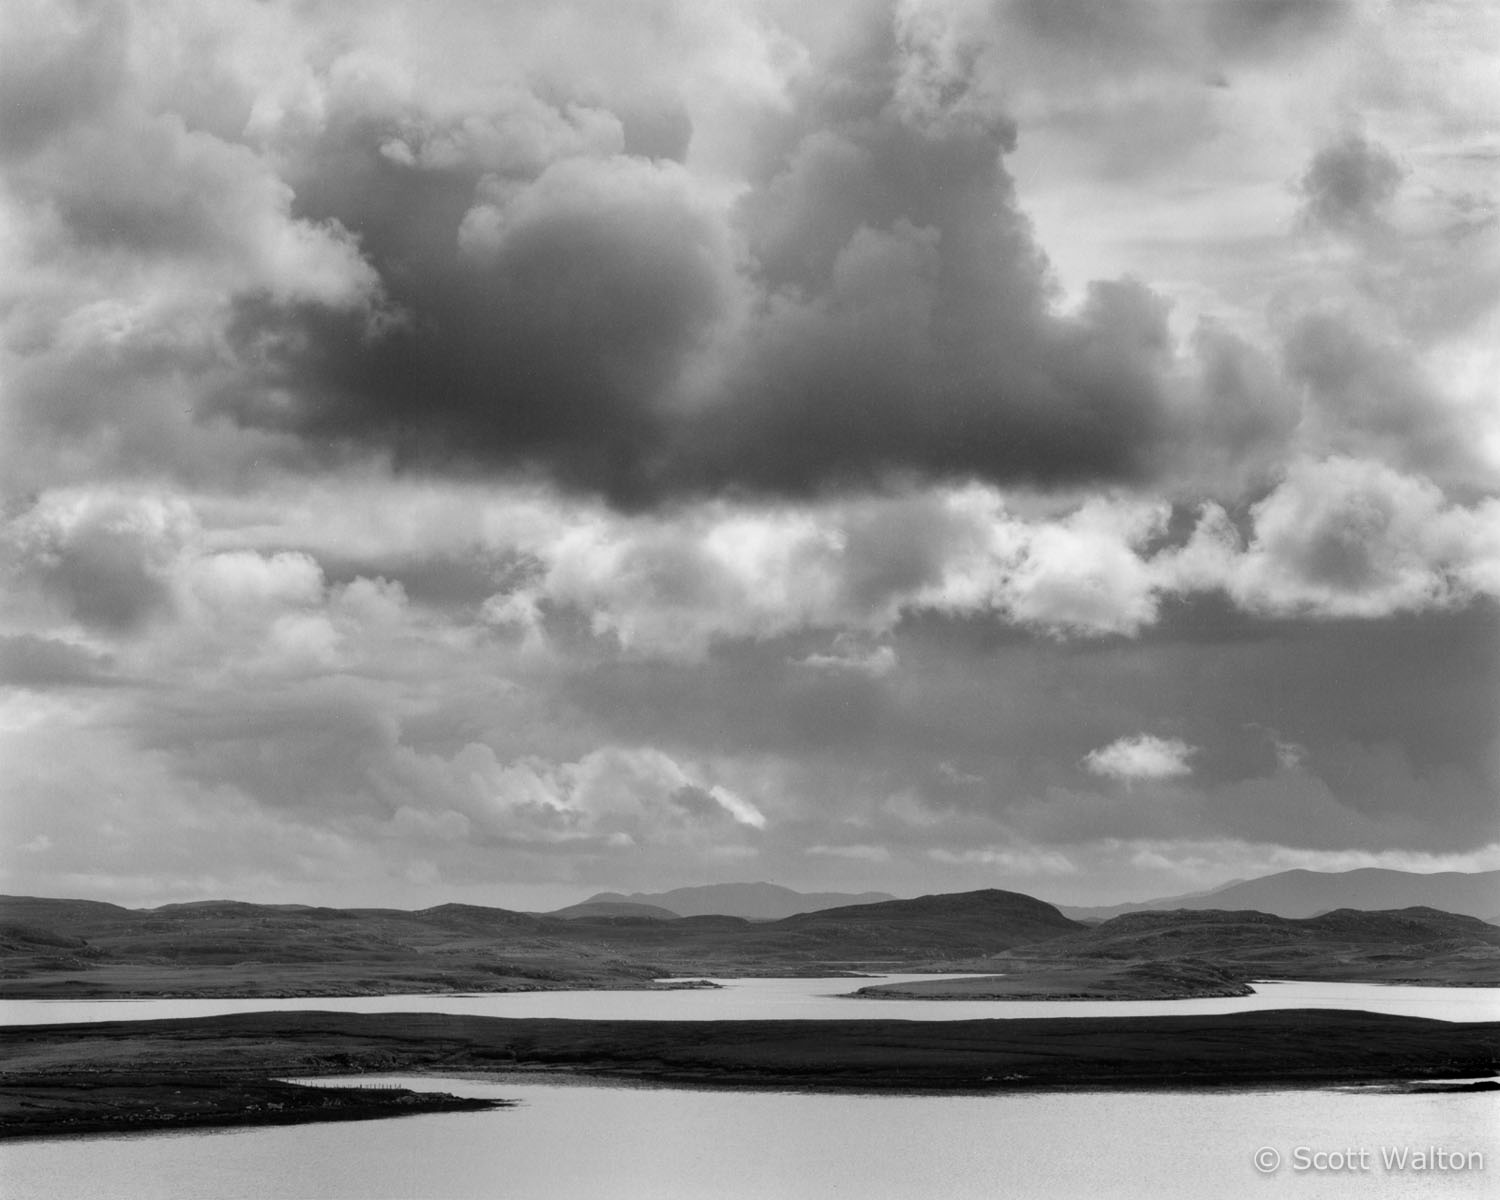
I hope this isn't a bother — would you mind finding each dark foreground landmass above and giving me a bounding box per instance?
[3,1008,1496,1139]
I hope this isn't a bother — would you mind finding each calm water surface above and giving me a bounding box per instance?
[2,976,1497,1024]
[1,1077,1494,1199]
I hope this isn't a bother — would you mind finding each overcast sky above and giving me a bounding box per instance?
[3,0,1497,912]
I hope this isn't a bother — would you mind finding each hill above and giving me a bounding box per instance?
[987,906,1500,985]
[582,882,897,920]
[1060,868,1500,922]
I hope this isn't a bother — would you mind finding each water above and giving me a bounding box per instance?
[1,1076,1494,1199]
[2,976,1496,1025]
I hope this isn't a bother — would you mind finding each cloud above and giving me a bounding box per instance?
[796,639,897,678]
[0,0,1289,507]
[1298,132,1405,232]
[3,490,195,633]
[1084,734,1196,781]
[0,1,380,493]
[805,843,891,863]
[1281,312,1487,483]
[0,634,115,689]
[928,845,1077,875]
[1170,456,1500,619]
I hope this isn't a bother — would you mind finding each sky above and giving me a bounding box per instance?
[2,0,1497,912]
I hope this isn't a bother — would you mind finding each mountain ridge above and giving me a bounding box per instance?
[1058,868,1500,922]
[583,882,898,920]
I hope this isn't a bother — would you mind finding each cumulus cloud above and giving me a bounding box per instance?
[0,0,1302,507]
[1169,457,1500,619]
[1083,734,1196,781]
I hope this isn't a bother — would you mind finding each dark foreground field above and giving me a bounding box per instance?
[3,1008,1496,1139]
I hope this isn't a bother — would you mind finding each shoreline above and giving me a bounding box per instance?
[0,1075,507,1141]
[3,1008,1496,1141]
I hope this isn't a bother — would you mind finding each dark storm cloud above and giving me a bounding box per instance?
[1298,132,1405,231]
[212,2,1198,505]
[221,150,732,501]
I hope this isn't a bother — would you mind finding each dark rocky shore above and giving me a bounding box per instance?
[3,1008,1496,1139]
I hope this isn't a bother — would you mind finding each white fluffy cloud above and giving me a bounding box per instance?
[1084,735,1196,782]
[1168,456,1500,619]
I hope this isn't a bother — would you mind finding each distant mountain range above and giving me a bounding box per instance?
[575,882,897,920]
[1058,868,1500,922]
